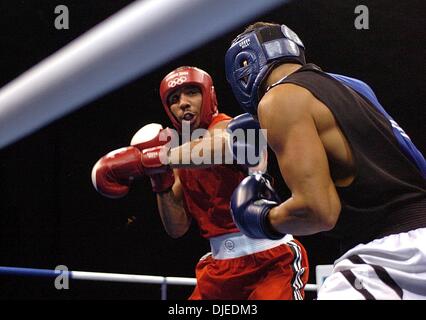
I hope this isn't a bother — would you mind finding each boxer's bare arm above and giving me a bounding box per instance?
[258,84,341,235]
[156,171,191,238]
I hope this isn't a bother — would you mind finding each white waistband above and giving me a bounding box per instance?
[209,232,294,260]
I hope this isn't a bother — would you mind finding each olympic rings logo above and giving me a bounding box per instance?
[168,76,187,88]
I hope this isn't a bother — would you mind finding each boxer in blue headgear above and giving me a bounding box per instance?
[226,22,426,300]
[225,22,305,115]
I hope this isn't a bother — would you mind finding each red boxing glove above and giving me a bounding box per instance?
[131,123,175,193]
[91,146,144,198]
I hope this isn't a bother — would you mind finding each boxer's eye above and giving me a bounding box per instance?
[168,93,179,106]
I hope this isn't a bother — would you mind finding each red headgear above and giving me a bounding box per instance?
[159,66,218,132]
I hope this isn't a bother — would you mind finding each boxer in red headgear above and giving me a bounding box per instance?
[91,66,309,300]
[159,66,218,132]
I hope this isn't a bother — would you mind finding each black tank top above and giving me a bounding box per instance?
[272,64,426,252]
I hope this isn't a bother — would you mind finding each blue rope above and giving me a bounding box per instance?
[0,266,69,278]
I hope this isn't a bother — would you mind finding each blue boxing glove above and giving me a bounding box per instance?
[227,113,267,167]
[230,173,285,239]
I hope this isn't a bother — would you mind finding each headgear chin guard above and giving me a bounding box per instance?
[159,66,218,132]
[225,24,305,115]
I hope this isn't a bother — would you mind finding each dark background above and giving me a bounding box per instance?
[0,0,424,300]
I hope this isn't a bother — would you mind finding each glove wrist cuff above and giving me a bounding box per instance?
[150,169,175,193]
[259,204,284,240]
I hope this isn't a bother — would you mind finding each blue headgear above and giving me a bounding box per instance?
[225,24,305,115]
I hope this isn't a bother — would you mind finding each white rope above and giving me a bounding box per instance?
[74,271,320,291]
[71,271,197,286]
[305,284,318,292]
[0,0,289,148]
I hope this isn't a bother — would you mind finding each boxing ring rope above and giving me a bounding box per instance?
[0,266,318,300]
[0,0,289,149]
